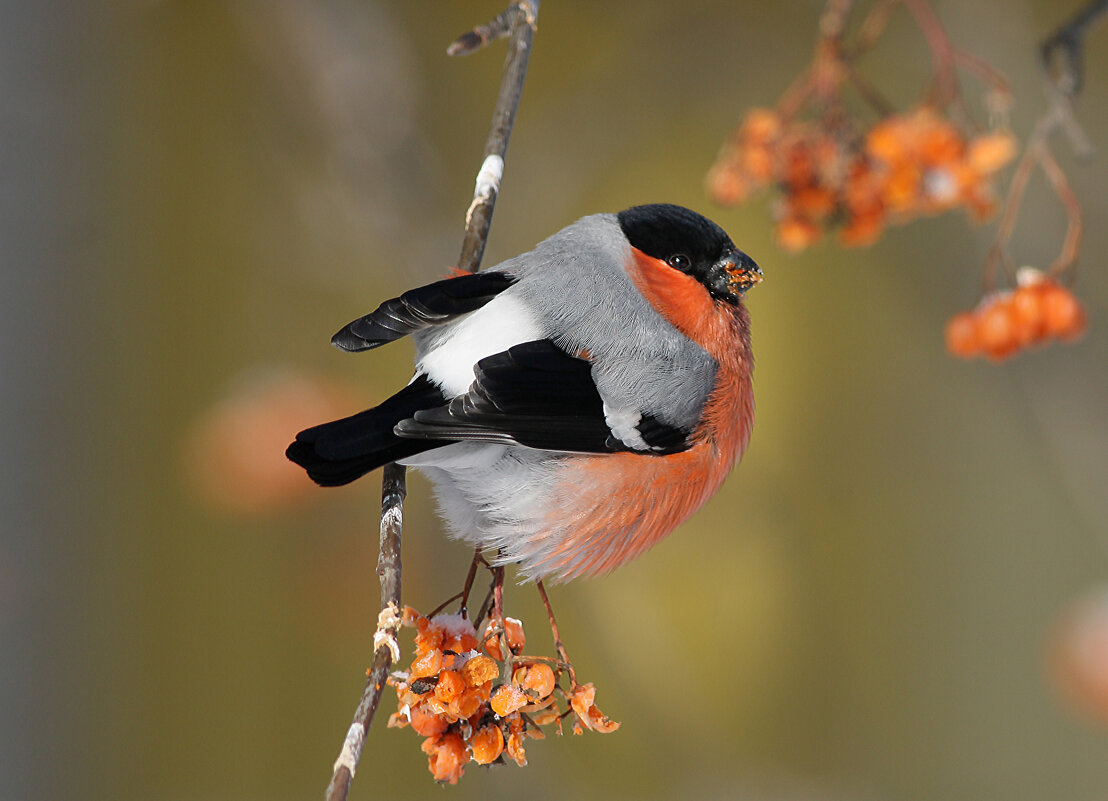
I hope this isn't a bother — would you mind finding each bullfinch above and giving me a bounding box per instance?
[287,203,761,582]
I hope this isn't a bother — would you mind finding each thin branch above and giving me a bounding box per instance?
[473,574,498,631]
[982,0,1104,291]
[448,5,517,56]
[1040,0,1108,97]
[1039,144,1083,276]
[456,1,541,274]
[1039,0,1106,158]
[845,64,895,117]
[323,3,541,799]
[536,580,576,688]
[325,464,404,801]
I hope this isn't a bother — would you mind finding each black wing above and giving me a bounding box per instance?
[331,271,516,352]
[393,340,691,455]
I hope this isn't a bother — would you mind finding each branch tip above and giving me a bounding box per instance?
[448,2,539,57]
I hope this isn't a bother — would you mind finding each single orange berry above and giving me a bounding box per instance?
[1009,284,1046,345]
[409,704,449,737]
[481,634,501,660]
[505,717,528,766]
[434,670,465,704]
[504,617,526,651]
[568,682,620,733]
[448,688,484,720]
[866,119,908,164]
[490,685,529,717]
[977,296,1020,361]
[945,311,982,358]
[966,131,1018,174]
[414,623,443,655]
[409,648,443,679]
[740,144,775,183]
[469,724,505,765]
[568,683,596,720]
[482,617,525,660]
[775,216,820,252]
[461,654,499,688]
[513,663,557,700]
[424,731,467,784]
[740,108,782,142]
[1040,283,1087,341]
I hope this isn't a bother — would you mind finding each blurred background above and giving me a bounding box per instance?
[2,0,1107,799]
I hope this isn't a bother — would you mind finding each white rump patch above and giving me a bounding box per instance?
[417,293,543,397]
[603,402,650,451]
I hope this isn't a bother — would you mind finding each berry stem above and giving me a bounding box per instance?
[536,580,576,688]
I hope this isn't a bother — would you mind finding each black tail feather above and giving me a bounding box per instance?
[286,375,447,487]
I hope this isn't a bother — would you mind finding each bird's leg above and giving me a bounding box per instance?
[536,579,576,688]
[472,575,497,632]
[426,549,489,619]
[458,547,486,620]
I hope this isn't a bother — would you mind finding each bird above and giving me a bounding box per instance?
[287,203,761,582]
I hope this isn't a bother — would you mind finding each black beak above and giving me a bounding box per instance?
[706,250,762,304]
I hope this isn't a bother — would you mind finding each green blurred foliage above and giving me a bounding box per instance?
[4,1,1107,800]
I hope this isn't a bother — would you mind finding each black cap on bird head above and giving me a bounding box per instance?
[616,204,761,305]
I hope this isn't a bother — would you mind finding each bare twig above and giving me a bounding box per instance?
[1040,0,1106,157]
[1038,141,1083,276]
[1040,0,1108,97]
[448,4,526,56]
[325,464,404,801]
[982,0,1105,291]
[323,3,541,799]
[536,580,576,688]
[456,1,540,274]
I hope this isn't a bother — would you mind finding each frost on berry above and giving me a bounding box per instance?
[387,608,619,783]
[490,684,529,717]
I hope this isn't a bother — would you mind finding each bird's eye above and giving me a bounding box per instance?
[667,253,691,271]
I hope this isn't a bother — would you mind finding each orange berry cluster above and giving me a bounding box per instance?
[945,269,1087,361]
[387,607,618,784]
[707,106,1017,251]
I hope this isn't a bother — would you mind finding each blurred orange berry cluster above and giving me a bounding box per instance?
[1049,587,1108,727]
[387,606,618,784]
[183,367,369,515]
[945,268,1087,361]
[707,105,1017,251]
